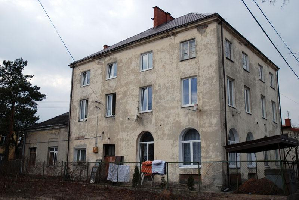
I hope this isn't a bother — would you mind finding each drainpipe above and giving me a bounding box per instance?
[220,20,229,187]
[66,66,75,172]
[277,71,283,135]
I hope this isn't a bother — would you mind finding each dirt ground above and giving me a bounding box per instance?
[0,175,287,200]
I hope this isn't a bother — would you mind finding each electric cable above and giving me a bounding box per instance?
[252,0,299,65]
[37,0,74,61]
[240,0,299,80]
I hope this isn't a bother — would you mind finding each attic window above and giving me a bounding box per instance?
[180,39,196,61]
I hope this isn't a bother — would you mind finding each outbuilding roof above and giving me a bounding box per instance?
[28,112,69,131]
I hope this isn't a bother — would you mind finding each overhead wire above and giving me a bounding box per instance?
[252,0,299,65]
[37,0,75,62]
[240,0,299,80]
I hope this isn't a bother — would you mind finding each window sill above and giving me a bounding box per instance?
[105,115,115,118]
[270,86,275,90]
[226,57,234,63]
[243,68,250,73]
[272,121,277,124]
[79,119,87,122]
[179,165,201,169]
[228,105,236,109]
[106,76,117,81]
[182,104,196,108]
[139,110,152,114]
[246,111,252,115]
[262,117,267,120]
[247,165,256,169]
[180,56,196,62]
[140,68,153,72]
[81,84,90,87]
[259,79,265,83]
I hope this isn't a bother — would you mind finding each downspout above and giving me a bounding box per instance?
[277,71,283,135]
[220,20,229,187]
[66,66,75,173]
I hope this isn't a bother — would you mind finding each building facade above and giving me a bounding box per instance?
[68,7,280,189]
[25,112,69,166]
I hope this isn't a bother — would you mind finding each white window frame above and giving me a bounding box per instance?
[244,87,251,114]
[258,65,264,81]
[242,52,249,71]
[76,148,86,162]
[139,141,154,161]
[225,39,232,60]
[180,39,196,61]
[107,62,117,80]
[181,140,201,167]
[140,86,152,113]
[227,77,235,107]
[140,51,153,71]
[79,99,88,121]
[261,95,266,119]
[81,70,90,86]
[272,101,276,122]
[269,72,274,88]
[48,147,58,166]
[246,133,256,168]
[228,130,240,168]
[182,77,197,107]
[106,93,116,117]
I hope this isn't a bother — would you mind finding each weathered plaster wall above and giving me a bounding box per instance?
[25,127,68,163]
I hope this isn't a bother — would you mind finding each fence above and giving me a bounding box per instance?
[1,159,298,195]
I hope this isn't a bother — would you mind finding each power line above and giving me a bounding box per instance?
[37,0,75,61]
[280,93,299,105]
[252,0,299,65]
[240,0,299,80]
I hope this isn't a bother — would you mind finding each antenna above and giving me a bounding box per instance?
[287,111,290,119]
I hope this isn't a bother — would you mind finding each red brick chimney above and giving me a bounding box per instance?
[285,118,291,127]
[153,6,174,28]
[103,45,110,50]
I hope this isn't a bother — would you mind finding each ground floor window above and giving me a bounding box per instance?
[103,144,115,157]
[29,147,36,165]
[76,148,86,162]
[139,132,154,162]
[228,129,240,168]
[181,128,201,166]
[246,133,256,168]
[48,147,58,166]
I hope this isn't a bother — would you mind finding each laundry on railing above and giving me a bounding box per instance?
[141,161,152,176]
[107,163,130,182]
[152,160,166,175]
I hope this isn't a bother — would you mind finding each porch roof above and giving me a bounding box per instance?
[225,134,299,153]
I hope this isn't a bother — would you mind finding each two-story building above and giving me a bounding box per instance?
[68,7,280,189]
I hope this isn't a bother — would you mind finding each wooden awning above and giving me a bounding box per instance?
[225,134,299,153]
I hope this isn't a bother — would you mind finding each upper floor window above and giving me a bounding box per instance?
[106,93,116,117]
[272,101,276,122]
[182,77,197,106]
[107,62,117,79]
[141,52,153,71]
[261,95,266,119]
[81,70,90,86]
[227,77,235,107]
[79,99,88,121]
[225,39,232,60]
[180,39,196,61]
[259,65,264,81]
[242,52,249,71]
[269,72,274,88]
[140,86,152,112]
[244,86,251,113]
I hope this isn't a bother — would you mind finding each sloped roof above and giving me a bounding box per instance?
[28,112,69,130]
[70,12,215,66]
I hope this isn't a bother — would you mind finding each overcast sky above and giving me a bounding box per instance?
[0,0,298,126]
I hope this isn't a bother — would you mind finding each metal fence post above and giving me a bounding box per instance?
[166,162,169,189]
[198,162,200,192]
[86,162,89,182]
[43,161,45,176]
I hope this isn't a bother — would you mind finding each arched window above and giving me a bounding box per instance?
[246,132,256,168]
[139,132,154,162]
[181,129,201,166]
[228,129,240,168]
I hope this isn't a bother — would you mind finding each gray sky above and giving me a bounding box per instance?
[0,0,298,126]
